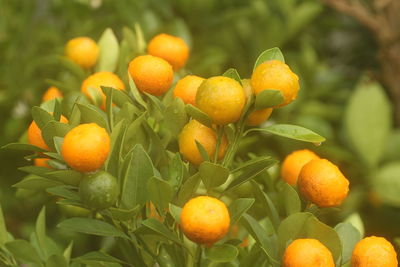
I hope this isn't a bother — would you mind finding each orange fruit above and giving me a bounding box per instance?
[42,86,63,102]
[281,149,320,186]
[65,37,99,68]
[28,115,68,150]
[61,123,110,172]
[351,236,398,267]
[298,158,349,207]
[242,79,273,126]
[81,71,125,109]
[128,55,173,96]
[173,75,204,105]
[180,196,230,245]
[34,158,51,168]
[251,60,299,107]
[147,33,189,70]
[283,239,335,267]
[178,120,228,165]
[196,76,245,125]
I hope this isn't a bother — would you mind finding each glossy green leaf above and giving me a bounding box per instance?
[199,162,230,190]
[185,105,212,128]
[253,47,285,71]
[36,207,47,259]
[344,213,364,238]
[128,76,147,109]
[229,198,255,226]
[169,204,182,223]
[46,186,80,200]
[121,144,154,209]
[164,98,188,136]
[168,153,185,194]
[277,212,342,262]
[31,106,54,129]
[280,183,301,216]
[344,82,391,167]
[250,124,325,143]
[97,28,120,72]
[254,90,284,110]
[58,218,128,238]
[1,143,46,152]
[176,173,201,205]
[13,175,63,190]
[226,157,277,191]
[141,218,183,245]
[73,251,125,264]
[77,103,109,131]
[41,121,71,151]
[108,206,141,221]
[241,214,277,263]
[250,181,280,229]
[223,68,242,84]
[147,177,174,214]
[205,244,238,262]
[195,140,210,163]
[335,222,361,265]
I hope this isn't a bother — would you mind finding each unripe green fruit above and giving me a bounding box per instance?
[79,171,119,210]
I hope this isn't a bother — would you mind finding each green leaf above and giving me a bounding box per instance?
[41,121,71,151]
[1,143,46,152]
[277,212,342,262]
[0,203,8,246]
[46,254,68,267]
[6,240,42,264]
[229,198,255,226]
[96,28,120,72]
[176,173,201,205]
[169,204,182,223]
[101,86,132,107]
[128,76,147,109]
[344,81,392,167]
[46,170,82,186]
[226,157,277,192]
[63,241,73,263]
[168,153,185,194]
[280,183,301,216]
[205,244,238,262]
[46,186,80,200]
[164,98,188,136]
[195,140,210,163]
[250,181,280,229]
[372,162,400,207]
[335,222,361,265]
[199,162,230,190]
[58,218,128,238]
[108,206,141,221]
[344,213,364,237]
[141,218,183,245]
[241,214,277,262]
[36,207,47,259]
[254,90,284,110]
[185,105,212,128]
[77,103,109,131]
[147,177,174,214]
[250,124,325,144]
[31,106,54,129]
[13,175,63,190]
[253,47,285,71]
[121,145,154,209]
[73,251,125,264]
[223,68,242,84]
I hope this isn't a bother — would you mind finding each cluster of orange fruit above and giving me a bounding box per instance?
[26,31,398,266]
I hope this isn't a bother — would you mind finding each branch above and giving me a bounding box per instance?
[323,0,380,34]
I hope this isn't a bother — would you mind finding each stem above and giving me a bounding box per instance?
[194,245,202,267]
[222,120,246,168]
[213,126,224,163]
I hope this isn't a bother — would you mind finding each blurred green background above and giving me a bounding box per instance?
[1,0,399,253]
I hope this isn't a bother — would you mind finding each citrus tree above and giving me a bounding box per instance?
[1,26,398,267]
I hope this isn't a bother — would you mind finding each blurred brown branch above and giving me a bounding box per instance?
[324,0,400,126]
